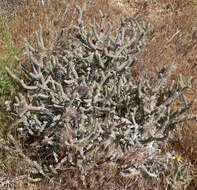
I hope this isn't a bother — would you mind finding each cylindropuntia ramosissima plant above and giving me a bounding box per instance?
[4,2,194,188]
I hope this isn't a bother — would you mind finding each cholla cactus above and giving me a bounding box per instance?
[5,2,193,187]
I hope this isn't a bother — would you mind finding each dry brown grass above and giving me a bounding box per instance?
[1,0,197,189]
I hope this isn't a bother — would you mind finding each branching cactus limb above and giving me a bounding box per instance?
[5,67,38,90]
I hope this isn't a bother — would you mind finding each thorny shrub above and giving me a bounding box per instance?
[3,2,195,189]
